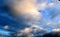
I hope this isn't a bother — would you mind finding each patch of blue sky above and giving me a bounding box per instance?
[38,0,60,31]
[53,15,60,22]
[46,27,53,32]
[0,29,11,35]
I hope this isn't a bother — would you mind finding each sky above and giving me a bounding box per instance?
[0,0,60,36]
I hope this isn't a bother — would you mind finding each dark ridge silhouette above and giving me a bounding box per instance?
[59,0,60,1]
[43,32,60,37]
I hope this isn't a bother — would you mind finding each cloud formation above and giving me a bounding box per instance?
[5,0,42,26]
[52,29,60,32]
[13,25,47,37]
[2,0,60,33]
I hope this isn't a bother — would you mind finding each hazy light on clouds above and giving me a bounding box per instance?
[8,0,60,31]
[1,0,60,36]
[1,0,60,33]
[6,0,42,27]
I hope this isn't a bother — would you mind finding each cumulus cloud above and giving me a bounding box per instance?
[13,25,47,37]
[5,0,42,26]
[19,25,43,34]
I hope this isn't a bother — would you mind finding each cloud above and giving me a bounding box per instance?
[13,25,47,37]
[3,25,9,29]
[48,3,54,7]
[37,2,47,10]
[19,25,43,33]
[5,0,42,26]
[52,29,60,32]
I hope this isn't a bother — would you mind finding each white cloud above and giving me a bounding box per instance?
[22,27,32,33]
[37,2,47,10]
[47,22,51,26]
[52,29,60,32]
[48,3,54,7]
[15,25,47,37]
[3,25,9,29]
[20,25,43,33]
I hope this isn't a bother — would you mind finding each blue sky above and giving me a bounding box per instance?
[0,29,11,35]
[0,0,60,35]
